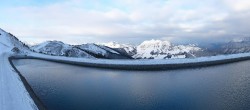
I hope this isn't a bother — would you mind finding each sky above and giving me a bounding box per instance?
[1,0,250,45]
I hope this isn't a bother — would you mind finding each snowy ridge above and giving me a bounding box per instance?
[103,42,136,56]
[77,43,111,56]
[33,40,202,59]
[32,41,132,59]
[102,40,202,59]
[76,43,132,59]
[98,45,120,54]
[102,42,125,48]
[133,39,201,59]
[101,42,136,55]
[0,29,30,53]
[31,41,51,52]
[221,37,250,54]
[31,41,94,58]
[0,28,38,110]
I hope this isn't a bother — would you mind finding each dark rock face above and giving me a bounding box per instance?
[11,47,20,53]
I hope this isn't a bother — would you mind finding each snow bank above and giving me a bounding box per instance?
[0,47,39,110]
[0,28,41,110]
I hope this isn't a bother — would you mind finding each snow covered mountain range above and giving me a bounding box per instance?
[31,38,250,59]
[203,37,250,55]
[132,40,201,59]
[31,39,203,59]
[103,40,203,59]
[31,41,132,59]
[1,27,250,60]
[221,37,250,54]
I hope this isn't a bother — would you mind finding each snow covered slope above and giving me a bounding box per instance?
[102,41,202,59]
[33,40,203,60]
[0,29,30,54]
[133,39,201,59]
[203,37,250,56]
[32,41,133,59]
[31,41,94,58]
[102,42,136,56]
[76,43,133,59]
[221,37,250,54]
[77,43,112,56]
[0,28,38,110]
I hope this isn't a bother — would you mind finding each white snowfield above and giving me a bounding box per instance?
[0,46,37,110]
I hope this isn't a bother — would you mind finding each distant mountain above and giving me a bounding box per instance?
[102,40,203,59]
[31,41,133,59]
[203,37,250,55]
[101,42,136,56]
[221,37,250,54]
[132,39,202,59]
[2,27,250,60]
[31,41,94,58]
[32,40,203,59]
[29,37,250,59]
[75,43,133,59]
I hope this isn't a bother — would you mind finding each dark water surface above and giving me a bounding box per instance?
[13,59,250,110]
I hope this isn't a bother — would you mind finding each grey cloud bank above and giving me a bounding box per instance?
[1,0,250,45]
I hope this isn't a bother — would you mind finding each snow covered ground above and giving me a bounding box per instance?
[0,45,37,110]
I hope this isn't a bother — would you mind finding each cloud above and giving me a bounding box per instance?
[1,0,250,44]
[224,0,250,11]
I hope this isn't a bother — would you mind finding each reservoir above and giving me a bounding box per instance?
[13,59,250,110]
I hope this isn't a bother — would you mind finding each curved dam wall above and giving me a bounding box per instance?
[11,53,250,70]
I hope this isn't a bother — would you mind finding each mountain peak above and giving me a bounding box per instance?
[139,39,171,49]
[0,28,19,47]
[0,28,30,53]
[102,41,132,48]
[134,39,201,59]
